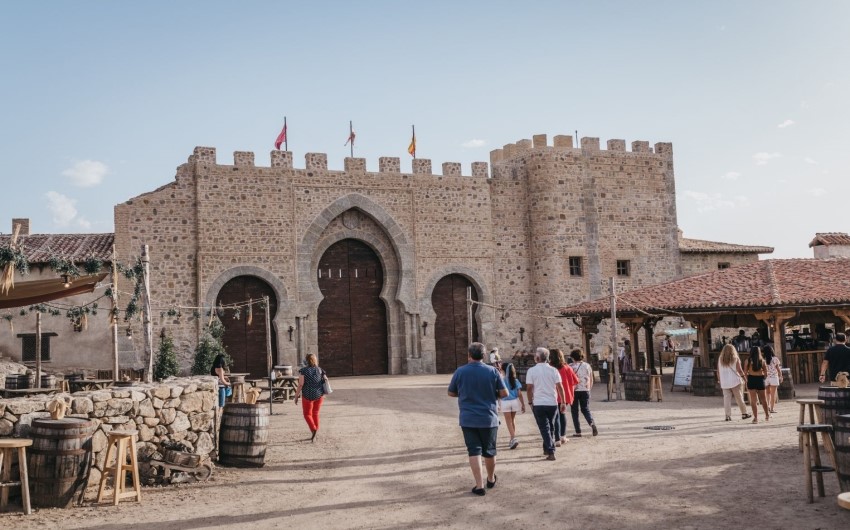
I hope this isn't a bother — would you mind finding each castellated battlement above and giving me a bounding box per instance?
[188,146,489,178]
[490,133,673,166]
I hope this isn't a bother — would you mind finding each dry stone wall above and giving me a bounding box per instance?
[0,376,216,488]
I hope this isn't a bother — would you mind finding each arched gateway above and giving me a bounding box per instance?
[432,274,479,374]
[317,239,389,376]
[216,275,278,378]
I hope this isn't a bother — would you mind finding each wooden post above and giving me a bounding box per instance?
[141,245,154,383]
[264,296,272,374]
[35,312,42,388]
[756,311,796,367]
[111,245,120,382]
[644,320,657,375]
[610,277,622,400]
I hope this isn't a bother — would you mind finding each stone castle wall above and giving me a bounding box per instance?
[114,133,744,373]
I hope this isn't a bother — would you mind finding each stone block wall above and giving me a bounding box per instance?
[0,376,216,488]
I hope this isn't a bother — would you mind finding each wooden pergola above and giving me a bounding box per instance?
[560,259,850,383]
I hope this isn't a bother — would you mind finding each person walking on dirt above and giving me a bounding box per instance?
[294,353,328,442]
[498,362,526,449]
[763,345,782,413]
[744,346,770,424]
[717,344,751,422]
[569,348,598,437]
[526,347,567,461]
[820,332,850,384]
[448,342,508,496]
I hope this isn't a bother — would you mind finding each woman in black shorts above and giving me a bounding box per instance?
[745,346,770,423]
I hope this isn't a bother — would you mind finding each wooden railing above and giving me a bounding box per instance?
[785,350,824,384]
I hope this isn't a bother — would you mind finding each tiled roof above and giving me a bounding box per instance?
[809,232,850,247]
[560,258,850,316]
[678,237,773,254]
[0,233,114,263]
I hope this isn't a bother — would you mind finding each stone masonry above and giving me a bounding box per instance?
[113,133,769,374]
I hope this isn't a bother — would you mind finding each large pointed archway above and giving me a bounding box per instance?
[432,274,479,374]
[216,275,278,378]
[317,239,389,376]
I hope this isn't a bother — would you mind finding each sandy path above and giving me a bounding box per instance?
[3,374,850,529]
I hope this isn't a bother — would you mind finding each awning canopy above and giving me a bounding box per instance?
[0,273,108,309]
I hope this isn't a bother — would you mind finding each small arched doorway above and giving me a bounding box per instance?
[432,274,479,374]
[317,239,388,376]
[216,276,278,378]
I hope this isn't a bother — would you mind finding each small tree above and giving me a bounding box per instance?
[191,319,230,376]
[154,329,180,381]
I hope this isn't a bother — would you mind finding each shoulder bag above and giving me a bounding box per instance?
[320,368,333,395]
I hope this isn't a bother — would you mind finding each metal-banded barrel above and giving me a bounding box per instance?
[218,403,269,468]
[27,417,96,508]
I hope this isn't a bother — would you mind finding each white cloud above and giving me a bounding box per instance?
[753,152,781,165]
[683,191,749,213]
[45,191,78,227]
[461,139,486,148]
[777,119,795,128]
[804,157,818,165]
[800,100,809,109]
[61,160,108,187]
[720,171,741,181]
[808,188,826,197]
[76,217,92,229]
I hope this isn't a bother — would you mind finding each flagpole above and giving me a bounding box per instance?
[349,120,354,157]
[284,116,288,152]
[412,125,416,159]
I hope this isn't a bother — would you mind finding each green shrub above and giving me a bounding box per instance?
[154,330,180,380]
[191,319,230,376]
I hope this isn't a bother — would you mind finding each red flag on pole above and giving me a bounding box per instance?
[344,130,356,146]
[407,125,416,158]
[274,121,287,150]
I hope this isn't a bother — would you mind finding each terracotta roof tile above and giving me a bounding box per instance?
[0,233,114,263]
[678,237,773,254]
[561,258,850,316]
[809,232,850,247]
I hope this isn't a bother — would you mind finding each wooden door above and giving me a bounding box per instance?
[317,239,388,376]
[217,276,278,378]
[433,274,479,374]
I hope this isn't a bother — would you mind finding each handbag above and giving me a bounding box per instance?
[321,369,333,394]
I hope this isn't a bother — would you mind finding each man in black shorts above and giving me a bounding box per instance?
[448,342,508,496]
[820,332,850,384]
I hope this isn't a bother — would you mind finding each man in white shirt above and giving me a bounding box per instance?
[525,347,567,461]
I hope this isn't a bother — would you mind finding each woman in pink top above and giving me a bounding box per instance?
[549,348,579,445]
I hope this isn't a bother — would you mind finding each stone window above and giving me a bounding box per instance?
[17,332,58,363]
[568,256,583,277]
[718,262,731,270]
[616,260,631,277]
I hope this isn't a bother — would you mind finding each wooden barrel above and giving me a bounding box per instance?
[778,368,795,400]
[4,374,28,389]
[836,414,850,493]
[818,387,850,432]
[219,403,269,468]
[41,374,56,389]
[624,371,650,401]
[692,367,717,396]
[27,417,96,508]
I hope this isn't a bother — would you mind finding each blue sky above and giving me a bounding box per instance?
[2,1,848,258]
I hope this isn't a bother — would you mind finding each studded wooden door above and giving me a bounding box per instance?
[317,239,388,376]
[433,274,479,374]
[217,276,278,378]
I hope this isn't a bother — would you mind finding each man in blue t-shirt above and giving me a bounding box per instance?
[448,342,508,496]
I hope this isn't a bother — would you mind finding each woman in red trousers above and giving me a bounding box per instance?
[294,354,327,441]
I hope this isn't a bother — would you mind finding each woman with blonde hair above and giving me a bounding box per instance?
[745,346,771,423]
[717,344,751,422]
[294,354,328,441]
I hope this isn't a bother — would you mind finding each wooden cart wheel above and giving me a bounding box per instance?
[194,463,213,482]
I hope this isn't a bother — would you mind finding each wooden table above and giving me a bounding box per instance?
[246,376,298,402]
[69,379,114,392]
[1,387,59,399]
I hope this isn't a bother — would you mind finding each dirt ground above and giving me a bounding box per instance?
[3,373,850,529]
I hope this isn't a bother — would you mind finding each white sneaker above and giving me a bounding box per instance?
[509,438,519,450]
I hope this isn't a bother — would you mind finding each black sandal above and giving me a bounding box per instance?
[486,475,497,489]
[471,487,486,496]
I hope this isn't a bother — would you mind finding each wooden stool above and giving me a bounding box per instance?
[839,492,850,511]
[0,439,32,515]
[796,424,838,503]
[649,375,663,402]
[97,430,141,505]
[231,382,246,403]
[797,399,824,452]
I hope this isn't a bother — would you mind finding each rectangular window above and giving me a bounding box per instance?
[568,256,583,277]
[18,333,57,363]
[616,260,631,277]
[718,262,730,270]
